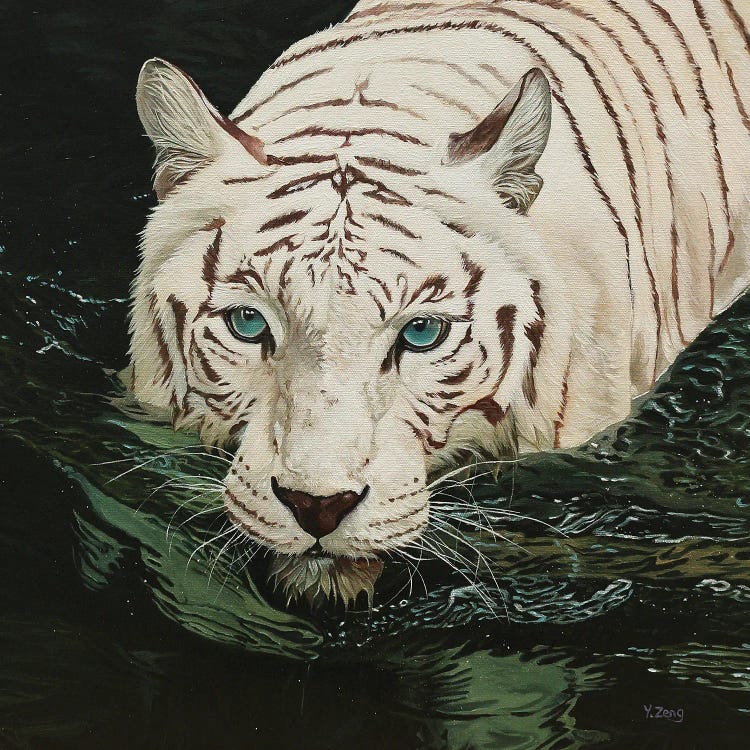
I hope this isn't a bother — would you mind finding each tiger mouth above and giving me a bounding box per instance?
[268,552,384,609]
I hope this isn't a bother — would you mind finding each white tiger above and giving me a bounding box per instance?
[127,0,750,605]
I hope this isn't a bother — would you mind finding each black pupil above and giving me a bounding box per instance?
[241,308,255,321]
[412,319,429,332]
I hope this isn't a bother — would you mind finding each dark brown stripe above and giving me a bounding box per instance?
[404,420,447,452]
[337,265,356,295]
[233,67,334,124]
[203,327,239,357]
[257,95,354,127]
[438,361,473,386]
[202,223,223,295]
[148,292,173,388]
[378,247,420,267]
[417,398,460,415]
[523,280,545,407]
[258,209,310,233]
[553,357,572,449]
[433,327,472,364]
[222,176,265,185]
[478,342,488,366]
[670,221,687,345]
[409,83,479,117]
[363,187,410,207]
[442,221,473,238]
[704,195,716,317]
[190,335,222,384]
[414,410,430,425]
[228,420,248,440]
[407,274,452,306]
[254,236,297,257]
[367,273,392,302]
[167,294,189,373]
[342,163,414,206]
[267,170,336,199]
[414,185,465,203]
[365,212,420,239]
[721,0,750,55]
[381,341,399,374]
[427,390,465,400]
[692,0,720,64]
[460,397,506,427]
[478,63,512,86]
[223,265,265,291]
[391,54,497,97]
[275,126,429,147]
[278,257,294,291]
[266,153,337,166]
[355,156,426,177]
[496,304,516,382]
[461,253,484,297]
[368,290,386,320]
[202,216,226,231]
[357,88,428,120]
[726,62,750,135]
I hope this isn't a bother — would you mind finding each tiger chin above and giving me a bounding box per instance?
[125,2,750,607]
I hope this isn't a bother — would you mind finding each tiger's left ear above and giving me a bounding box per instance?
[136,58,266,200]
[446,68,551,214]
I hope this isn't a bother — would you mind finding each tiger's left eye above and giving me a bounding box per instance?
[224,307,269,342]
[399,317,450,352]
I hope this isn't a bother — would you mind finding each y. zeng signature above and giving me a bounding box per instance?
[644,704,685,723]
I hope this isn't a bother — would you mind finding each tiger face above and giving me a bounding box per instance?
[129,59,557,606]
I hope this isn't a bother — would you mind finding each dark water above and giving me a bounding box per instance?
[1,2,749,748]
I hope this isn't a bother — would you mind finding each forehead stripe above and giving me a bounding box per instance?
[275,126,429,147]
[378,247,420,267]
[258,209,310,232]
[365,212,420,239]
[354,155,426,177]
[268,170,337,199]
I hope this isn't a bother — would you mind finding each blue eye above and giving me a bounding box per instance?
[399,317,450,352]
[225,307,269,342]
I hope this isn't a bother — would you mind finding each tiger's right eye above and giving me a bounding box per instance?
[224,307,269,343]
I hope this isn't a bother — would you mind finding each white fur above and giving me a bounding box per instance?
[128,0,750,603]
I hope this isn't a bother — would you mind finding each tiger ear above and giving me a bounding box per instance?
[136,58,266,200]
[446,68,551,214]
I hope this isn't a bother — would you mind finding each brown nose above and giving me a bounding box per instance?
[271,477,368,539]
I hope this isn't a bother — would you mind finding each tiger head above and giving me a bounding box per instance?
[128,59,560,606]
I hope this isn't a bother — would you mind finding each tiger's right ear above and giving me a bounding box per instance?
[136,58,266,200]
[446,68,551,214]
